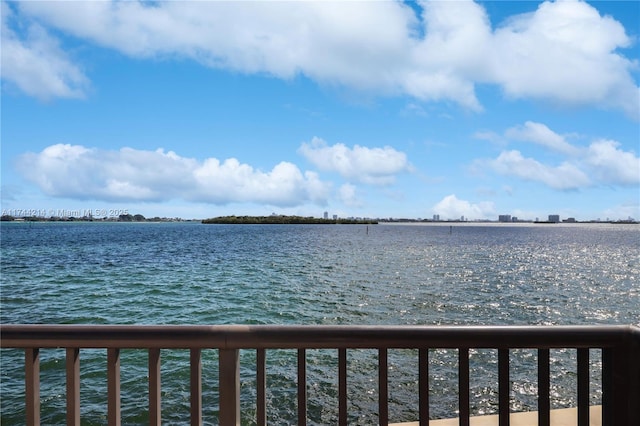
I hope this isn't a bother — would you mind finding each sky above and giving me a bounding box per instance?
[1,0,639,222]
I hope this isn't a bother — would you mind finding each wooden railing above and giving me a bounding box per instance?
[1,324,638,425]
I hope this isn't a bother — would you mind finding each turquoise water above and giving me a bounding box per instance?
[1,222,638,424]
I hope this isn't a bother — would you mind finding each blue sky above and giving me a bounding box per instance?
[1,0,639,221]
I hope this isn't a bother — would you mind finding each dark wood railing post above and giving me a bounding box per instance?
[107,348,121,426]
[537,348,550,426]
[219,349,240,426]
[419,348,429,426]
[458,348,469,426]
[630,329,640,425]
[379,348,388,425]
[602,347,613,425]
[603,340,635,425]
[190,349,202,426]
[66,348,80,426]
[498,349,510,426]
[603,329,640,426]
[148,349,161,425]
[256,349,266,426]
[297,349,307,426]
[338,348,347,426]
[25,348,40,426]
[577,348,589,426]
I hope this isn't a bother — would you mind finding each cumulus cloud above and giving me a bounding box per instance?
[298,137,410,185]
[505,121,579,155]
[6,0,638,117]
[490,0,639,117]
[585,139,640,185]
[0,3,88,100]
[486,150,590,190]
[432,194,495,220]
[478,122,640,189]
[17,144,331,206]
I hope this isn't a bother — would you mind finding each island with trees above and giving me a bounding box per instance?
[201,215,378,225]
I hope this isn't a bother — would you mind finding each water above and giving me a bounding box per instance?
[1,222,638,424]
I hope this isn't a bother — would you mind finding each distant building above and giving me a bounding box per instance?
[563,217,577,223]
[499,215,511,222]
[433,214,440,221]
[548,214,560,223]
[333,215,338,220]
[323,211,328,219]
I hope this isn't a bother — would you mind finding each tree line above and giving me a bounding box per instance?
[201,215,377,225]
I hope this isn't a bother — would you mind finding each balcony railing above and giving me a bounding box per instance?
[1,324,638,425]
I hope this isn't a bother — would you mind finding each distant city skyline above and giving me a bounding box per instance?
[2,1,639,221]
[2,207,636,225]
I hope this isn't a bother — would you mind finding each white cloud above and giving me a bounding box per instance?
[0,3,88,100]
[432,194,495,220]
[585,139,640,185]
[8,0,638,117]
[490,0,639,118]
[479,122,639,189]
[14,1,418,97]
[505,121,579,155]
[298,137,410,185]
[486,150,590,190]
[17,144,331,207]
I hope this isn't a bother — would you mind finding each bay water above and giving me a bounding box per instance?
[1,222,638,424]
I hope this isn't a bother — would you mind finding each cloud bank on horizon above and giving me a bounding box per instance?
[1,0,639,221]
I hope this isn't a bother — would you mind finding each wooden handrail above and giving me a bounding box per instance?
[1,324,638,426]
[1,324,636,349]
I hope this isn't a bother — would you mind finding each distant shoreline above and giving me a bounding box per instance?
[201,215,378,225]
[1,214,636,225]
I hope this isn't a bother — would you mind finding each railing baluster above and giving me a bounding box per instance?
[148,349,161,425]
[107,348,121,426]
[219,349,240,426]
[537,348,550,426]
[338,348,347,426]
[419,348,429,426]
[498,348,510,426]
[602,347,613,426]
[66,348,80,426]
[190,349,201,426]
[25,348,40,426]
[256,348,266,426]
[379,348,388,425]
[459,348,469,426]
[630,336,640,426]
[602,346,632,426]
[577,348,589,426]
[298,349,307,426]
